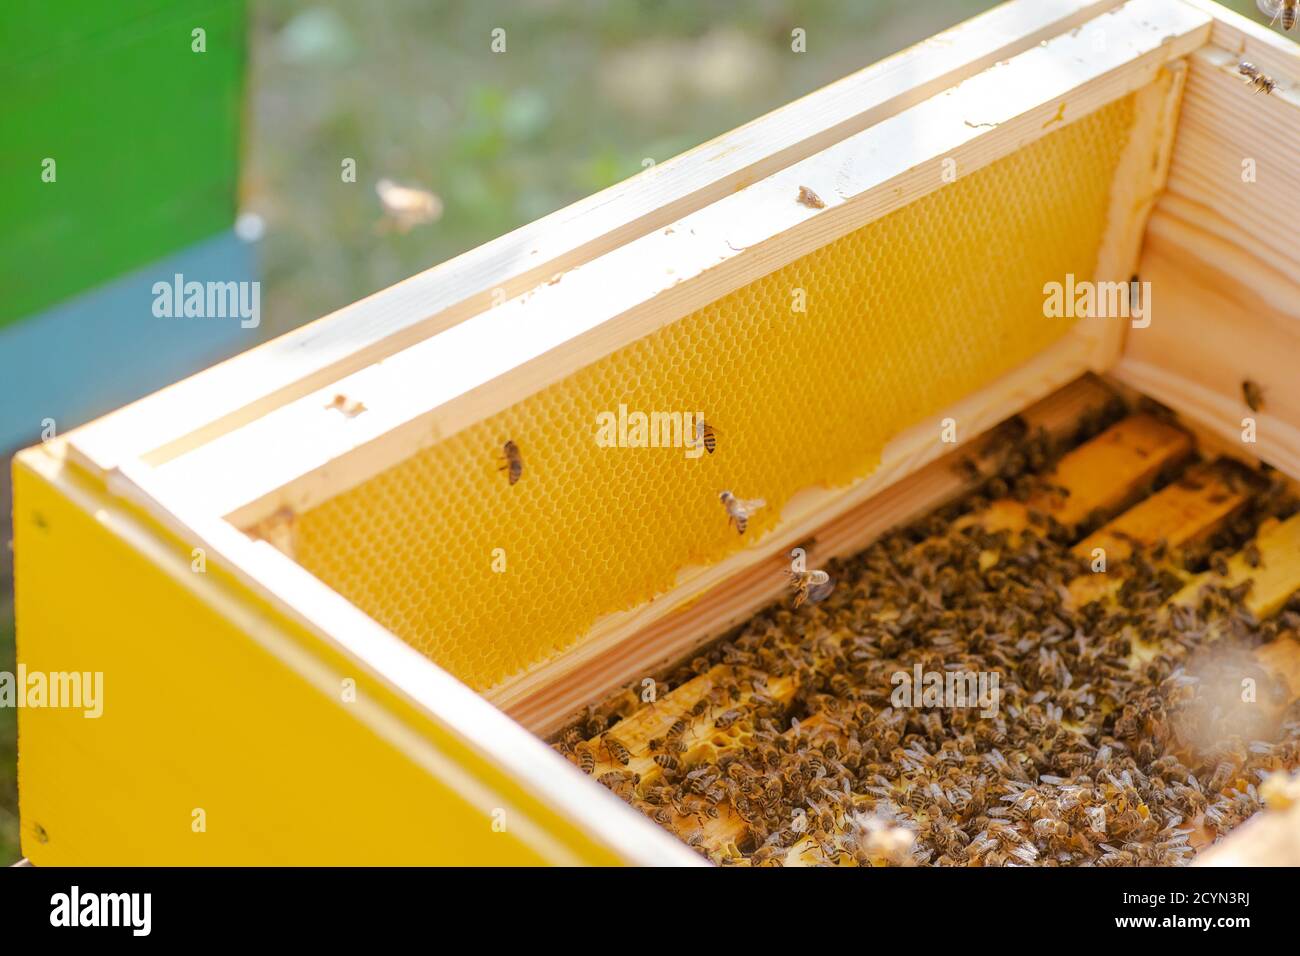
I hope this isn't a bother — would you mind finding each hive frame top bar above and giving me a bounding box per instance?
[67,0,1126,478]
[99,0,1214,531]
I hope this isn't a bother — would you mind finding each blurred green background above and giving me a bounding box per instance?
[0,0,1284,864]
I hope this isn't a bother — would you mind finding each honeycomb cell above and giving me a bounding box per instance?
[291,93,1138,693]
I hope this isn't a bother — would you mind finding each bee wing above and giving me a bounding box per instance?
[742,497,766,513]
[1257,0,1283,20]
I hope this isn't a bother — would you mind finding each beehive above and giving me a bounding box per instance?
[13,0,1300,865]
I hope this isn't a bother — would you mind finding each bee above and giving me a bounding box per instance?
[576,744,595,775]
[556,725,582,754]
[749,844,782,866]
[1259,0,1299,31]
[375,177,443,233]
[697,417,717,455]
[324,393,367,418]
[719,490,766,534]
[796,185,826,209]
[1242,378,1266,412]
[497,439,524,485]
[666,718,689,741]
[1238,62,1277,95]
[603,734,631,766]
[714,709,743,730]
[598,770,641,798]
[954,456,982,483]
[786,568,834,608]
[653,754,680,771]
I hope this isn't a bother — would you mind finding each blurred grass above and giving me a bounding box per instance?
[244,0,1288,339]
[0,0,1292,866]
[245,0,998,337]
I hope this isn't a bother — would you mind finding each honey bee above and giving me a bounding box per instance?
[375,177,443,233]
[1242,378,1266,412]
[498,440,523,485]
[719,490,766,534]
[557,725,581,754]
[324,393,367,418]
[1259,0,1299,31]
[576,744,595,775]
[1238,62,1277,95]
[714,709,743,730]
[786,568,834,608]
[796,185,826,209]
[598,770,641,797]
[697,417,717,455]
[603,734,632,766]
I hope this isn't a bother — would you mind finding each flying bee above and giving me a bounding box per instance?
[719,490,766,534]
[1238,61,1277,95]
[375,177,443,233]
[603,734,632,766]
[786,568,834,608]
[1242,378,1266,412]
[1259,0,1299,31]
[498,440,523,485]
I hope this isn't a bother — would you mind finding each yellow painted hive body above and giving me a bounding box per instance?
[292,93,1139,693]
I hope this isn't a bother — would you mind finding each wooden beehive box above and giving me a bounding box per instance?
[13,0,1300,865]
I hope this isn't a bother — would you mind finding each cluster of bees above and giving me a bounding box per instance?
[555,405,1300,865]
